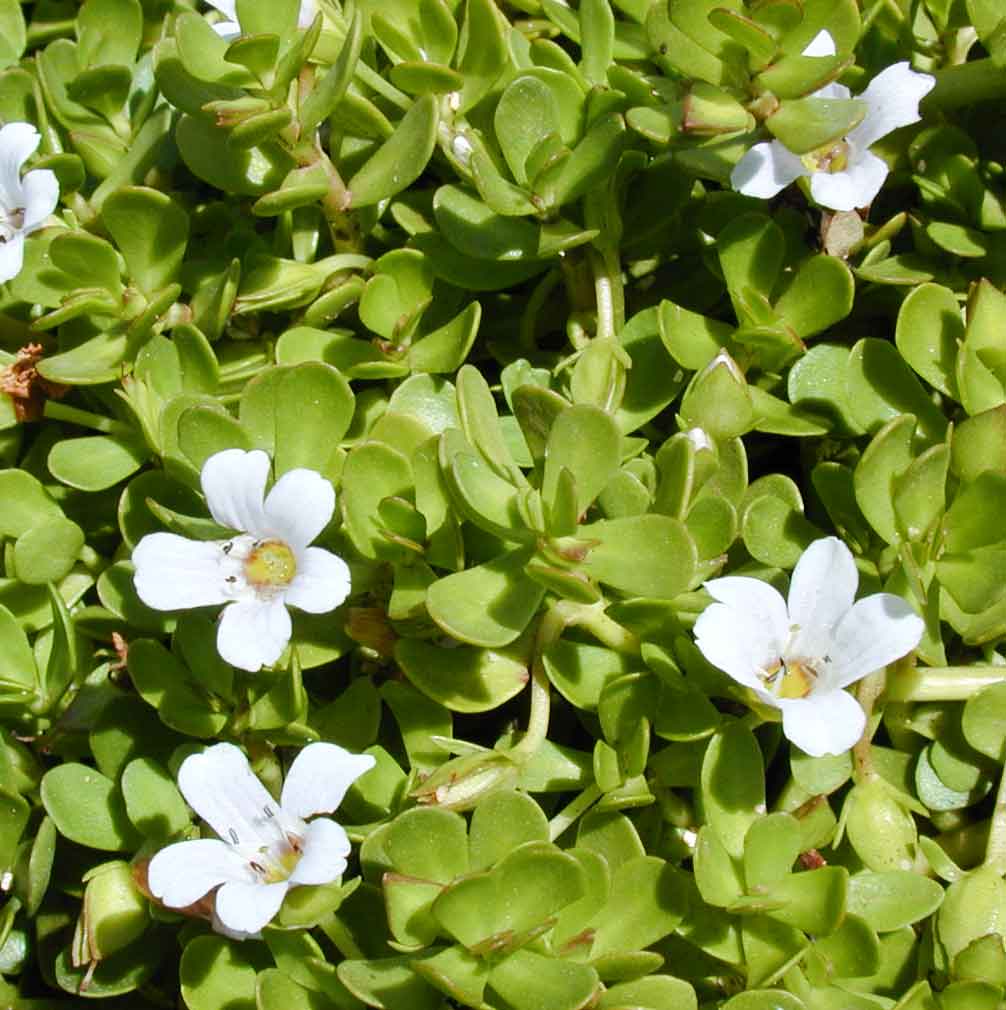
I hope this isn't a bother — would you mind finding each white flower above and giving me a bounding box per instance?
[0,123,59,284]
[147,742,375,937]
[132,448,351,672]
[693,537,924,757]
[206,0,317,39]
[731,32,935,212]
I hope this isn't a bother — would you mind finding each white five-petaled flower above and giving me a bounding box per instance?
[132,448,351,672]
[693,537,924,757]
[205,0,317,39]
[147,742,375,938]
[0,123,59,285]
[731,31,935,212]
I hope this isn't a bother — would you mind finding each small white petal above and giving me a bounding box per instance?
[262,469,335,549]
[210,20,241,37]
[132,532,230,610]
[812,81,853,101]
[284,547,351,614]
[786,537,858,660]
[694,595,789,695]
[801,29,836,58]
[288,818,350,886]
[703,575,790,642]
[0,123,40,211]
[298,0,317,27]
[20,168,59,233]
[204,0,237,18]
[777,690,866,757]
[731,141,808,200]
[217,598,291,672]
[849,62,936,152]
[809,149,889,211]
[215,879,289,935]
[201,449,270,535]
[281,742,376,820]
[0,232,25,284]
[147,838,252,908]
[828,593,925,689]
[178,743,280,848]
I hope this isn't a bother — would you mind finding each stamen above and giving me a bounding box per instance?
[263,804,275,819]
[229,828,240,844]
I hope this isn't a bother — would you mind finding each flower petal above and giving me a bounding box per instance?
[0,232,25,285]
[848,62,936,151]
[281,742,376,820]
[147,838,253,908]
[205,0,237,18]
[215,879,289,935]
[801,29,836,58]
[288,817,350,886]
[298,0,317,27]
[20,168,59,233]
[210,20,241,37]
[731,141,808,200]
[809,149,889,211]
[827,592,925,689]
[177,742,280,848]
[694,577,789,692]
[132,532,230,610]
[217,598,291,672]
[201,449,270,535]
[786,537,858,660]
[777,690,866,757]
[262,468,335,549]
[284,547,351,614]
[0,123,39,211]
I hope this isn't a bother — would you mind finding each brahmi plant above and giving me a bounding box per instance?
[6,0,1006,1007]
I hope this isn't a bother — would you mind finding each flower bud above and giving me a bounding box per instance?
[412,751,518,811]
[72,861,148,970]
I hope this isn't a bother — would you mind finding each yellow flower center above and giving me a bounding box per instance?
[801,139,851,175]
[762,659,817,699]
[249,833,303,883]
[243,540,297,589]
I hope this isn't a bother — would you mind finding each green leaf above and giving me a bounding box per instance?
[13,517,84,586]
[102,187,189,294]
[701,722,765,860]
[395,637,530,712]
[40,764,139,852]
[348,94,439,207]
[579,514,697,598]
[426,548,545,647]
[48,435,146,492]
[766,96,866,154]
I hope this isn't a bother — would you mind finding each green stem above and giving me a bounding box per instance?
[852,670,886,783]
[42,401,128,435]
[319,914,364,960]
[986,765,1006,875]
[590,248,617,342]
[923,58,1006,113]
[884,666,1006,701]
[568,602,642,655]
[509,608,564,762]
[548,784,602,842]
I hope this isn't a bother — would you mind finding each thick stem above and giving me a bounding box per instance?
[548,784,602,842]
[43,401,129,435]
[884,666,1006,701]
[852,670,886,782]
[985,765,1006,875]
[319,914,364,960]
[568,602,642,655]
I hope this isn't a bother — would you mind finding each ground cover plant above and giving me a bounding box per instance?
[3,0,1006,1007]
